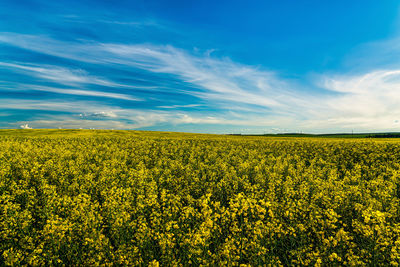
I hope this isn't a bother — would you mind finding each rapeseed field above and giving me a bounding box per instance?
[1,130,399,265]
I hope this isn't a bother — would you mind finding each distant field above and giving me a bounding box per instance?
[233,132,400,138]
[2,129,400,138]
[1,130,400,265]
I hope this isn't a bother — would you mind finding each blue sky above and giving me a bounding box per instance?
[1,0,400,133]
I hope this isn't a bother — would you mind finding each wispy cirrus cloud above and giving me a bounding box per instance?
[157,104,203,109]
[0,33,103,63]
[101,43,294,108]
[0,33,311,111]
[23,84,140,101]
[2,32,400,132]
[0,98,118,113]
[0,62,121,87]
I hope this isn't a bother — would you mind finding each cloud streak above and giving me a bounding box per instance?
[0,33,310,110]
[26,85,140,101]
[2,32,400,132]
[0,62,124,87]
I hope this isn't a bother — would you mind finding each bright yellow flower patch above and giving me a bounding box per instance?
[0,130,399,265]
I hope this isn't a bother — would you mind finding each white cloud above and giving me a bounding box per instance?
[0,33,101,64]
[0,98,125,116]
[79,111,118,118]
[0,62,121,87]
[25,85,140,101]
[157,104,203,109]
[2,32,400,132]
[312,69,400,131]
[18,119,133,130]
[1,98,231,129]
[20,124,32,129]
[101,43,293,109]
[0,33,302,110]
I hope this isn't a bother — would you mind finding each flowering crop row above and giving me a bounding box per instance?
[0,131,400,265]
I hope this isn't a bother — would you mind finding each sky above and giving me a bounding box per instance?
[1,0,400,133]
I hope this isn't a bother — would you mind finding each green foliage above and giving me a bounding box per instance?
[1,130,400,265]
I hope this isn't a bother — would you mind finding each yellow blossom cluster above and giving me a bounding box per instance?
[0,130,400,265]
